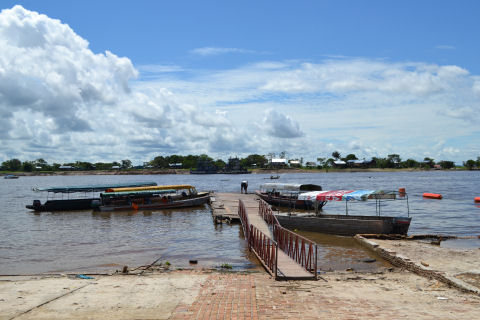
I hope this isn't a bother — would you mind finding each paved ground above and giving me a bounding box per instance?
[2,268,480,320]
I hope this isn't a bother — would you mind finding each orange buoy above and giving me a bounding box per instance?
[474,197,480,203]
[423,193,442,199]
[399,188,406,196]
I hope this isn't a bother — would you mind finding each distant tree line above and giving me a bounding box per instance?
[2,152,480,172]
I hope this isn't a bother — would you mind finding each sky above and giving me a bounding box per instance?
[1,1,479,165]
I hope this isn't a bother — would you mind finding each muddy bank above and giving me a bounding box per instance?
[1,239,479,319]
[1,268,479,319]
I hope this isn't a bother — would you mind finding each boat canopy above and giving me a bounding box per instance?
[298,190,400,202]
[259,183,322,192]
[34,181,158,193]
[106,184,196,193]
[101,189,176,198]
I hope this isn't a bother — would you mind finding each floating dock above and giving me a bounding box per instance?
[210,192,255,222]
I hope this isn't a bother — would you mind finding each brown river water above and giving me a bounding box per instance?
[1,171,479,274]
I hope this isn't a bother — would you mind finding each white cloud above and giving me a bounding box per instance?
[1,5,480,164]
[262,109,304,138]
[435,45,456,50]
[191,47,255,56]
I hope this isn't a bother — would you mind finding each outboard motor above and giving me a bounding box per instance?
[32,200,41,210]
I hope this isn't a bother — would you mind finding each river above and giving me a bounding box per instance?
[1,171,479,274]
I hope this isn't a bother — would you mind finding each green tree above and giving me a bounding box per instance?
[22,161,34,172]
[401,159,419,168]
[464,159,476,170]
[343,154,358,161]
[121,159,132,169]
[151,156,168,168]
[75,161,94,170]
[183,155,199,169]
[214,159,226,169]
[241,154,267,168]
[332,151,341,160]
[423,157,435,168]
[387,154,401,167]
[438,161,455,170]
[2,159,22,171]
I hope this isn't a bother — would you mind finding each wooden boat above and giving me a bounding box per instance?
[255,183,325,210]
[275,190,412,236]
[26,181,158,211]
[97,185,210,212]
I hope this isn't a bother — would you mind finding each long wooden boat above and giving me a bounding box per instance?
[255,183,325,210]
[97,185,210,212]
[4,174,19,179]
[275,190,412,236]
[26,181,158,212]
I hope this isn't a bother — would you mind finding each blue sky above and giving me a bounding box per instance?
[1,1,480,164]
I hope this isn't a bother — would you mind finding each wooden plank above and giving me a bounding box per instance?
[211,193,315,280]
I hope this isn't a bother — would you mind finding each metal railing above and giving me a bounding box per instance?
[258,199,318,278]
[238,199,278,277]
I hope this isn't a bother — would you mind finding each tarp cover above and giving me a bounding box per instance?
[35,181,158,193]
[298,190,387,202]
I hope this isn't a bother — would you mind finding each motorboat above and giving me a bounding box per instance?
[26,181,158,211]
[97,184,210,212]
[274,189,412,236]
[255,183,325,210]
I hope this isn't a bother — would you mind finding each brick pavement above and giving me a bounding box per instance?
[170,270,480,320]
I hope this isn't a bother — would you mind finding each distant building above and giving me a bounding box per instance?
[111,166,120,170]
[347,158,374,168]
[305,162,317,168]
[289,160,301,167]
[223,157,249,174]
[59,165,74,170]
[169,163,183,168]
[333,160,347,168]
[269,158,287,168]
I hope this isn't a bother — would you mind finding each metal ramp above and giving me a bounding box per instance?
[238,198,317,281]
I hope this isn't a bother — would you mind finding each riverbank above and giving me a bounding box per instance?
[1,167,468,176]
[2,239,479,319]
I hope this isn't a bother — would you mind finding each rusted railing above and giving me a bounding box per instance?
[258,199,318,277]
[259,198,280,228]
[238,199,278,277]
[274,225,317,273]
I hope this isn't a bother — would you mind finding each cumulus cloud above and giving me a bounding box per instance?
[0,5,244,163]
[1,5,480,164]
[262,109,304,138]
[0,5,137,134]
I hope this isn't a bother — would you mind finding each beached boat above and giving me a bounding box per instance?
[97,184,210,212]
[274,190,412,236]
[255,183,325,210]
[26,181,158,211]
[4,174,19,179]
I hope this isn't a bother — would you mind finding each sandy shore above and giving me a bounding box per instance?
[1,239,479,319]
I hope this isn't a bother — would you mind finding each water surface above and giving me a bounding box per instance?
[1,171,479,274]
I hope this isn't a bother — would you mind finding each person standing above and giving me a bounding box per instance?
[241,181,248,193]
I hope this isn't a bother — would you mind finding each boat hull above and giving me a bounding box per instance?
[98,194,211,212]
[26,198,99,212]
[275,214,411,236]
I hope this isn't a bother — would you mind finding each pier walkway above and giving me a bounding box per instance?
[211,193,317,280]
